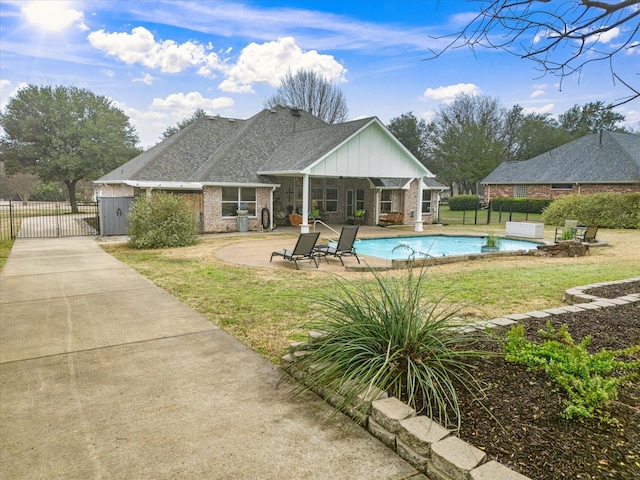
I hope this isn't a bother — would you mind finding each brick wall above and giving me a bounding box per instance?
[484,183,640,203]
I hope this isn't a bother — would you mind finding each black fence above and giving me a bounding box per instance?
[0,201,99,240]
[437,200,543,225]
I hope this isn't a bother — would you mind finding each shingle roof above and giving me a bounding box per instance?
[482,131,640,184]
[258,117,373,172]
[98,106,328,185]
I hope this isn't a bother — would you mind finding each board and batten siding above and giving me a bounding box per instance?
[308,122,429,179]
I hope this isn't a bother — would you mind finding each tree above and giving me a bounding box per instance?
[559,101,626,137]
[264,69,349,124]
[2,173,41,204]
[425,94,507,194]
[162,108,208,140]
[429,1,640,105]
[0,85,140,212]
[503,105,573,162]
[387,112,430,165]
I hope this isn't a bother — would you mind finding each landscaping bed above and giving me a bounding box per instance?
[455,281,639,480]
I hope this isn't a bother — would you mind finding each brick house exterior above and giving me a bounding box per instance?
[481,131,640,204]
[95,106,446,234]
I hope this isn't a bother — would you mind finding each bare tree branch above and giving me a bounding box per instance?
[426,0,640,106]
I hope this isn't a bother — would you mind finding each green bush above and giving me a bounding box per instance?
[290,266,488,430]
[504,322,639,420]
[542,193,640,228]
[490,197,551,214]
[448,195,480,211]
[127,192,199,249]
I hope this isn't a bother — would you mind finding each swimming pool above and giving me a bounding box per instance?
[353,235,541,260]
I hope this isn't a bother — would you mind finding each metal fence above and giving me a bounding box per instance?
[436,201,543,225]
[0,201,99,240]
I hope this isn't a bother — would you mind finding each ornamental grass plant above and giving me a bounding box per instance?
[291,265,491,430]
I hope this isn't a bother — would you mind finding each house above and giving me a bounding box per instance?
[95,106,447,234]
[481,131,640,203]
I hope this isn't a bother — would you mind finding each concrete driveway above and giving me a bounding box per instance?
[0,237,422,479]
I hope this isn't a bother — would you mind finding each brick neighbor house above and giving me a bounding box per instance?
[95,105,448,234]
[481,131,640,203]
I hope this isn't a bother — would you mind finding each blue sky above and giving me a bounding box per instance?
[1,0,638,148]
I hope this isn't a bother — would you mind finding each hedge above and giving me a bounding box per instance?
[490,197,552,214]
[448,195,481,211]
[542,192,640,229]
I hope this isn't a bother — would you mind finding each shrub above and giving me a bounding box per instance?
[448,195,480,211]
[127,192,199,249]
[290,266,489,430]
[542,193,640,229]
[504,322,639,420]
[490,197,551,214]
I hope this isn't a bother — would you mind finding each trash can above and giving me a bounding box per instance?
[237,214,248,232]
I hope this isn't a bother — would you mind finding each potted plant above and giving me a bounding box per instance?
[236,203,249,216]
[481,232,500,252]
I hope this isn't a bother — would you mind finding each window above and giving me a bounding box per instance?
[551,184,573,190]
[355,189,365,211]
[514,185,528,198]
[222,187,256,216]
[422,190,432,214]
[380,190,392,213]
[310,179,338,213]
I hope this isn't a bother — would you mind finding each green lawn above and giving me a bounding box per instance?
[101,228,639,362]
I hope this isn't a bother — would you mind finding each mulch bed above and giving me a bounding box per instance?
[454,281,639,480]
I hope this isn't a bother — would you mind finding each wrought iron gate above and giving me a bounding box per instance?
[0,201,99,240]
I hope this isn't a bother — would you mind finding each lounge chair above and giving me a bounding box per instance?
[554,219,579,242]
[270,232,321,269]
[575,225,599,243]
[315,225,360,265]
[347,209,365,224]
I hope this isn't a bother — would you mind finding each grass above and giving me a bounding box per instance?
[0,239,14,271]
[99,226,639,362]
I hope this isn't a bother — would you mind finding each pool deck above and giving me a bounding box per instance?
[215,224,550,272]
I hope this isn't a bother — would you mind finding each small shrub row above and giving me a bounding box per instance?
[448,195,480,211]
[127,192,199,249]
[542,192,640,229]
[504,322,640,421]
[490,197,552,214]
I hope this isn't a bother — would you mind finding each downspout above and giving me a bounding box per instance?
[301,174,310,233]
[270,187,276,231]
[414,178,424,232]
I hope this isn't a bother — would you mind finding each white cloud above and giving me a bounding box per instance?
[101,69,115,78]
[522,104,555,115]
[87,26,221,74]
[219,37,347,93]
[22,1,88,32]
[133,73,157,85]
[420,83,481,103]
[625,41,639,54]
[0,80,29,110]
[530,89,545,98]
[591,26,620,44]
[150,91,234,112]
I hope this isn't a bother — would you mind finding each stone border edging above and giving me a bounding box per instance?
[280,276,639,480]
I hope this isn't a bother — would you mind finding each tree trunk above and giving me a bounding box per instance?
[65,179,79,213]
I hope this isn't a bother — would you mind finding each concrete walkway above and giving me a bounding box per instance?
[0,237,421,479]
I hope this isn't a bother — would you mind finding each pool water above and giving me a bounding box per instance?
[352,235,541,260]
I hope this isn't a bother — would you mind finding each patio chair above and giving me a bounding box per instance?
[575,225,599,243]
[554,219,579,242]
[270,232,321,269]
[314,225,361,265]
[347,209,365,225]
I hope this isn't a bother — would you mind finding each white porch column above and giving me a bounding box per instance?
[414,178,424,232]
[300,174,310,233]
